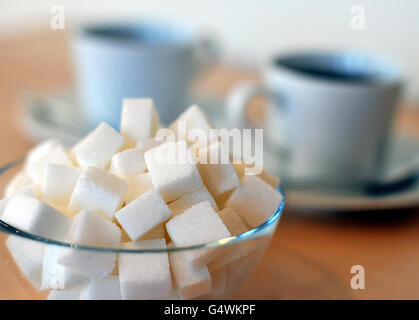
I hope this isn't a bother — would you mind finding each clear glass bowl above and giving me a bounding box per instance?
[0,161,284,300]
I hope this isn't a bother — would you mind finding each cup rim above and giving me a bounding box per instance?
[72,19,202,52]
[0,160,285,254]
[266,49,403,89]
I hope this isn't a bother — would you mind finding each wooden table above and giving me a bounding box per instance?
[1,31,419,300]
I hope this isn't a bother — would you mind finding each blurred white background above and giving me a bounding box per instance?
[1,0,418,103]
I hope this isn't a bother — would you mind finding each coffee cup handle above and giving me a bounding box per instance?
[226,81,271,128]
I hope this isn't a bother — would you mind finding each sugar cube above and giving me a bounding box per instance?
[169,104,216,149]
[139,223,165,241]
[258,170,280,190]
[119,240,172,300]
[225,175,283,228]
[6,236,45,290]
[208,207,256,269]
[18,184,39,198]
[80,276,121,300]
[41,245,87,290]
[64,210,121,247]
[124,172,153,203]
[168,186,218,216]
[53,205,73,219]
[116,189,172,241]
[58,248,118,279]
[217,207,249,236]
[169,244,211,299]
[109,147,147,178]
[58,210,121,278]
[2,194,71,240]
[233,162,280,190]
[197,141,239,196]
[144,141,203,202]
[72,122,124,169]
[161,291,184,300]
[213,189,234,209]
[4,170,33,198]
[225,249,260,295]
[209,266,227,297]
[208,241,255,271]
[137,137,164,153]
[69,167,128,219]
[25,143,74,188]
[120,98,160,144]
[166,201,231,266]
[47,287,83,300]
[42,164,82,207]
[26,139,62,165]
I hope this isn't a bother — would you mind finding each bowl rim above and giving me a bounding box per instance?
[0,160,285,254]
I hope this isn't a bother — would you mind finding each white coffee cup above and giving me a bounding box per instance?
[227,51,403,187]
[72,20,218,129]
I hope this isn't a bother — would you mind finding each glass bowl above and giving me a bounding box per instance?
[0,160,284,300]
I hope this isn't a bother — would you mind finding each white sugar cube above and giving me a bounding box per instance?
[41,245,87,290]
[166,201,231,266]
[2,194,71,240]
[139,223,165,241]
[169,104,216,148]
[58,210,121,278]
[47,287,83,300]
[63,210,121,246]
[109,147,147,178]
[6,236,45,290]
[53,205,73,219]
[169,244,211,299]
[225,249,260,295]
[18,184,39,198]
[208,207,256,270]
[197,141,239,196]
[144,141,203,202]
[161,291,184,300]
[137,138,164,153]
[217,207,249,236]
[258,170,280,190]
[69,167,128,219]
[209,266,227,297]
[213,189,235,209]
[116,189,172,241]
[119,240,172,300]
[42,164,82,207]
[233,162,280,190]
[168,186,218,216]
[25,143,74,188]
[226,175,283,228]
[26,139,62,165]
[124,172,153,203]
[208,241,255,271]
[80,276,121,300]
[72,122,124,169]
[4,170,33,198]
[59,249,118,279]
[120,98,160,144]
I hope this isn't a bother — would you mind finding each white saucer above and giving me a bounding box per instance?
[280,135,419,212]
[21,90,419,212]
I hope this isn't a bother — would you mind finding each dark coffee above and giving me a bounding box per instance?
[276,58,376,84]
[84,24,187,46]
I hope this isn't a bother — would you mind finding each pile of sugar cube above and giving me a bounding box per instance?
[0,99,283,300]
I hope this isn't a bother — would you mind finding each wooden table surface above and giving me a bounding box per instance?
[1,31,419,300]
